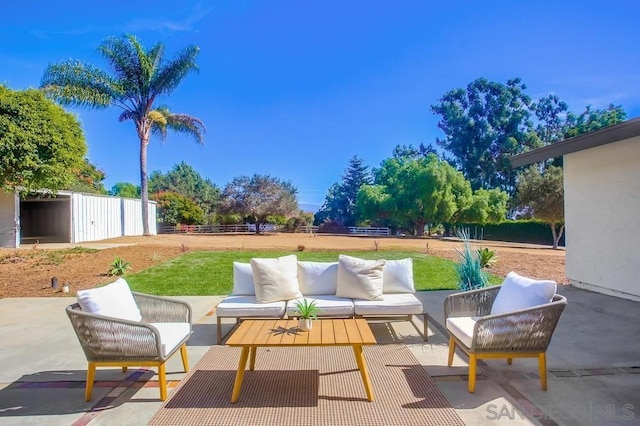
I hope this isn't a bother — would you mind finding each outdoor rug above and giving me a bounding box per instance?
[149,343,464,426]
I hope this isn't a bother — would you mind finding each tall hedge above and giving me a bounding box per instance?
[452,220,565,246]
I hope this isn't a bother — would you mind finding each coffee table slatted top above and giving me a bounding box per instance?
[226,319,376,347]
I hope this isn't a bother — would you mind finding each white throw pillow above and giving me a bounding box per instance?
[490,271,557,315]
[232,262,256,295]
[251,255,302,303]
[297,261,339,295]
[76,278,142,322]
[383,258,415,293]
[336,255,385,301]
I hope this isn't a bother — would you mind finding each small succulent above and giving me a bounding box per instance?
[294,298,320,319]
[108,256,131,276]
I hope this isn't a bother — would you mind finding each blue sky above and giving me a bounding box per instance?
[2,1,639,208]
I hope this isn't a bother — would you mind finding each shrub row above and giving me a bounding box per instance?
[451,220,565,246]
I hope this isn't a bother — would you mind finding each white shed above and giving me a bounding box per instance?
[511,117,640,301]
[0,190,156,248]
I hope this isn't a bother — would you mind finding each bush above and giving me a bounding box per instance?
[451,220,565,246]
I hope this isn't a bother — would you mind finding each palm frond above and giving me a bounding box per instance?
[41,60,119,108]
[149,106,205,144]
[150,45,200,97]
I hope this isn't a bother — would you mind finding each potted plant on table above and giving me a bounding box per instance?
[294,298,319,331]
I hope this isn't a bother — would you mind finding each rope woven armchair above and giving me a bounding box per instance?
[67,290,192,401]
[444,280,567,393]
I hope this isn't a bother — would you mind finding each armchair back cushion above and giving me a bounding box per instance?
[297,261,338,295]
[76,278,142,322]
[251,255,303,303]
[232,262,256,295]
[382,258,415,293]
[490,271,557,315]
[336,255,385,301]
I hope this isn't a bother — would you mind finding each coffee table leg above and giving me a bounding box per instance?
[249,346,257,371]
[231,347,250,403]
[352,345,374,401]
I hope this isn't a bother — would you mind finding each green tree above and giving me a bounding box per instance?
[149,162,220,221]
[456,188,509,225]
[109,182,140,198]
[67,158,107,194]
[221,174,298,234]
[151,191,205,226]
[316,155,372,226]
[431,77,535,195]
[0,85,86,191]
[357,154,472,236]
[516,165,564,249]
[564,104,626,138]
[41,34,205,236]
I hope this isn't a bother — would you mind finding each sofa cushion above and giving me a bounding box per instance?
[251,255,303,303]
[353,293,423,316]
[383,258,415,293]
[150,322,191,357]
[232,262,255,295]
[76,278,142,322]
[490,271,557,315]
[446,316,477,348]
[216,295,286,317]
[297,261,338,295]
[286,295,354,317]
[336,255,385,301]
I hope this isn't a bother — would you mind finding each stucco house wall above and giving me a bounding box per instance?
[564,136,640,300]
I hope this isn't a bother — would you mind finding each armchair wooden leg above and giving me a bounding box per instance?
[423,314,428,342]
[468,354,477,393]
[85,362,96,401]
[122,366,128,373]
[447,336,455,367]
[158,363,168,401]
[180,344,189,372]
[217,318,222,345]
[538,353,547,390]
[507,358,513,365]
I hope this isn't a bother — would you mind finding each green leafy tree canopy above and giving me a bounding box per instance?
[431,77,535,195]
[221,174,299,234]
[151,190,205,226]
[516,165,564,249]
[0,85,86,192]
[149,161,220,220]
[109,182,140,198]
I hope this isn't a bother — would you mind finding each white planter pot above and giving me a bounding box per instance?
[298,318,312,331]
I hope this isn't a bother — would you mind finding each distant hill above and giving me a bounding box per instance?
[299,203,321,213]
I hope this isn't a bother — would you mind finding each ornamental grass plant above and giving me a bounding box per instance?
[455,229,488,291]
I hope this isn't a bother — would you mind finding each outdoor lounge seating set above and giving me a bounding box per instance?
[215,254,426,344]
[64,260,567,402]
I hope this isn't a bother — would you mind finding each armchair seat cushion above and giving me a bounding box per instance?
[286,295,354,317]
[150,322,191,357]
[445,316,477,349]
[216,295,286,317]
[353,293,423,316]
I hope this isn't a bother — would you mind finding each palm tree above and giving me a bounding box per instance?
[41,34,205,235]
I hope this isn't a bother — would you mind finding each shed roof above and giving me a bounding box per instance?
[510,116,640,168]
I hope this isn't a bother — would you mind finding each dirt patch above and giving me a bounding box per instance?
[0,233,565,298]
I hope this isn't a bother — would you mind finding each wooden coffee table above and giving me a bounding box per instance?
[225,318,377,403]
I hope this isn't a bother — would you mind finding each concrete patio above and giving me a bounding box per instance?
[0,286,638,425]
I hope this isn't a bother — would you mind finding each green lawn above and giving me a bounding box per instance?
[126,250,501,296]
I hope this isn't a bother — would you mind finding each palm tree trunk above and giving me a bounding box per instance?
[139,134,151,236]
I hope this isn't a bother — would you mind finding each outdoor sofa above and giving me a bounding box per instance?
[216,254,426,344]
